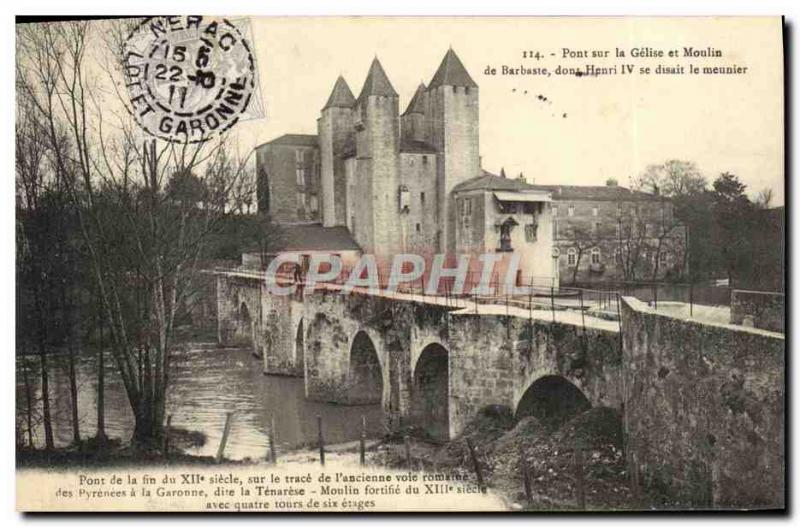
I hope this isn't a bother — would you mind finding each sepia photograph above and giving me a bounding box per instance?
[12,14,785,513]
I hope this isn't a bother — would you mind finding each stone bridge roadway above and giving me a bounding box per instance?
[216,270,622,440]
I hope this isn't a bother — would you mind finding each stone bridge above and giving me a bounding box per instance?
[216,270,622,440]
[216,270,784,507]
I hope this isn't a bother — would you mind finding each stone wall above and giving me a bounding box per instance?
[730,289,785,333]
[256,143,321,223]
[620,297,784,508]
[398,152,438,257]
[261,289,305,375]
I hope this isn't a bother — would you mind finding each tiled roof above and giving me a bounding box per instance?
[454,170,667,202]
[429,48,478,89]
[402,83,427,116]
[400,139,437,154]
[452,171,537,192]
[261,134,319,148]
[527,184,667,202]
[323,76,356,110]
[357,58,398,103]
[272,224,361,252]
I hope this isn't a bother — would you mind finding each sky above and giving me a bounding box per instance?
[161,17,788,204]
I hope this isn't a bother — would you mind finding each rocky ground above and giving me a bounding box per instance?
[370,406,636,511]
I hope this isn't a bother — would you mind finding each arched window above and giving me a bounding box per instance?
[567,248,577,266]
[591,247,601,265]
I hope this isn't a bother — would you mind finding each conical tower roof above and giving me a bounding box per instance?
[428,48,477,89]
[402,83,427,116]
[357,57,398,103]
[322,75,356,110]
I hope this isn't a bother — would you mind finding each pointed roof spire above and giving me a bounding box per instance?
[322,75,356,110]
[357,57,398,103]
[429,48,477,89]
[402,83,427,116]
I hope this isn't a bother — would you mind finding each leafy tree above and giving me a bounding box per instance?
[711,172,756,285]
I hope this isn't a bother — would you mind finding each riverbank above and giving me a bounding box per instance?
[16,426,221,469]
[17,406,634,511]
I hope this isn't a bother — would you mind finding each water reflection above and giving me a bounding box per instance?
[16,345,384,460]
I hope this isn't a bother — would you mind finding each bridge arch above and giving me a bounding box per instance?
[411,342,450,441]
[515,374,590,427]
[347,330,384,405]
[237,301,257,354]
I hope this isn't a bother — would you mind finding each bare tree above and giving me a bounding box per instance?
[563,224,600,285]
[754,187,774,210]
[615,211,648,282]
[15,98,56,450]
[17,19,258,449]
[633,160,707,198]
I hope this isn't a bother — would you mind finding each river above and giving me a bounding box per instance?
[15,344,385,460]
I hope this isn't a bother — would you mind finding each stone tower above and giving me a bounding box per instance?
[401,82,427,143]
[318,75,355,227]
[426,48,480,253]
[352,57,402,256]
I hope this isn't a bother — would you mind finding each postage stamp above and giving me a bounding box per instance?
[123,16,256,143]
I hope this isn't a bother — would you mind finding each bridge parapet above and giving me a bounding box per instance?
[620,296,784,508]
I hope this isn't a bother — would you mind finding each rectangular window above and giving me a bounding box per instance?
[309,195,319,213]
[591,249,601,265]
[296,168,305,186]
[295,150,304,163]
[660,251,668,263]
[552,205,558,216]
[592,206,598,217]
[462,198,472,216]
[568,205,575,217]
[415,223,421,232]
[296,192,306,210]
[422,156,428,166]
[421,192,425,205]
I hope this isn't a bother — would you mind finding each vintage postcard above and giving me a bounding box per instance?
[14,15,785,512]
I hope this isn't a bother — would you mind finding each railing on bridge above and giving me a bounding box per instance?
[211,262,738,327]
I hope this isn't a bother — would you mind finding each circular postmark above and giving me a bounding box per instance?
[123,16,255,143]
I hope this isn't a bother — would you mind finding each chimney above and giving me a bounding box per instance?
[606,178,618,187]
[517,172,525,181]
